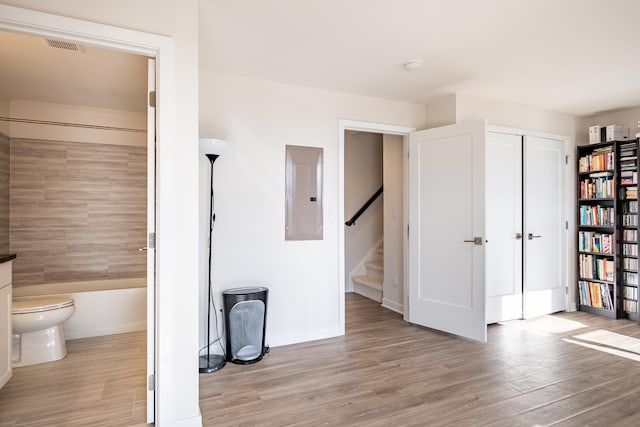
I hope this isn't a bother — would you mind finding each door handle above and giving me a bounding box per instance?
[527,233,541,240]
[139,246,148,251]
[515,233,523,240]
[463,237,483,245]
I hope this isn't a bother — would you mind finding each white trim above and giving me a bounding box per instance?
[488,125,568,144]
[382,297,404,314]
[0,4,158,56]
[338,120,415,330]
[0,5,181,425]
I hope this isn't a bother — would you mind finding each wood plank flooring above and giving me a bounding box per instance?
[200,293,640,426]
[2,294,640,426]
[0,331,147,427]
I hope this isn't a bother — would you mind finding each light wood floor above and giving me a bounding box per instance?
[200,293,640,426]
[2,294,640,426]
[0,331,147,427]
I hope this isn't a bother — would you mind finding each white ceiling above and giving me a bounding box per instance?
[200,0,640,117]
[2,1,640,117]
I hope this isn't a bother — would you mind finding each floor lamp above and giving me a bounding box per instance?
[199,137,229,374]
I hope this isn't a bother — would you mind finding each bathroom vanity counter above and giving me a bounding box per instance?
[0,254,16,265]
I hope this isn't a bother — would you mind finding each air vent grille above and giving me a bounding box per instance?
[45,38,82,52]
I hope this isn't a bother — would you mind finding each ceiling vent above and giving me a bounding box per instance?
[44,38,83,52]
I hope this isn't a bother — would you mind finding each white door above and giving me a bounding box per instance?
[408,120,487,342]
[486,132,523,323]
[523,135,565,318]
[146,58,156,424]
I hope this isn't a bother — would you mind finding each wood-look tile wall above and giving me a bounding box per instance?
[10,138,147,287]
[0,133,9,254]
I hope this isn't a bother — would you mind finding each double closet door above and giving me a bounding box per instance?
[486,131,566,324]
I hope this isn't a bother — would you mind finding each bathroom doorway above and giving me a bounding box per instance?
[0,28,155,422]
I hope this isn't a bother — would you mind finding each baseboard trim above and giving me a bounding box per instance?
[382,297,404,315]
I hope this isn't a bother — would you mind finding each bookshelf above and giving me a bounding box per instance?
[577,140,640,321]
[618,139,639,321]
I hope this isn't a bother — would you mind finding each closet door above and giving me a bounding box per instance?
[486,132,523,323]
[523,135,566,318]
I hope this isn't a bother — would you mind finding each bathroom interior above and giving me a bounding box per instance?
[0,29,149,391]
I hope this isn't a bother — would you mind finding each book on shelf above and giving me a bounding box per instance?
[620,141,637,152]
[624,271,639,285]
[578,146,615,173]
[579,254,615,281]
[623,229,638,241]
[578,281,615,311]
[623,243,638,256]
[580,176,614,199]
[623,299,638,313]
[623,285,639,300]
[579,205,615,226]
[620,170,638,185]
[600,283,615,311]
[624,257,639,270]
[622,214,638,226]
[623,200,638,213]
[579,231,615,253]
[625,186,638,199]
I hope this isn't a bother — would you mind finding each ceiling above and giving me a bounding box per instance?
[199,0,640,117]
[2,1,640,117]
[0,30,148,112]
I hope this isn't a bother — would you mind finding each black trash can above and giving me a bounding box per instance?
[223,287,268,364]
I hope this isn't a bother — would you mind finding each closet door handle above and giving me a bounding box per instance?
[463,237,483,245]
[515,233,523,240]
[527,233,541,240]
[139,246,148,251]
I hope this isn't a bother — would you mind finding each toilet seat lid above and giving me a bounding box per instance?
[12,296,74,314]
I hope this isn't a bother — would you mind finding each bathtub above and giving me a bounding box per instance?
[12,278,146,340]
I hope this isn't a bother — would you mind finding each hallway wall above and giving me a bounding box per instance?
[344,131,383,290]
[382,134,404,312]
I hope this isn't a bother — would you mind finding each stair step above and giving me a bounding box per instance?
[352,274,383,291]
[352,274,383,303]
[365,258,383,273]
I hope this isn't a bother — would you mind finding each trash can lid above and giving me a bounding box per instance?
[223,286,268,296]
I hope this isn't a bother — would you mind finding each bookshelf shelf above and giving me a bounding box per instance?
[577,139,640,322]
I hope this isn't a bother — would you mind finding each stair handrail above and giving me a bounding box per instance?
[345,186,383,227]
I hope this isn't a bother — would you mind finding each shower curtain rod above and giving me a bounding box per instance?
[0,116,147,133]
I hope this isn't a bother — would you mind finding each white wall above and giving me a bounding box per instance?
[382,134,404,313]
[579,107,640,144]
[424,94,456,128]
[344,131,383,290]
[0,2,201,426]
[199,71,426,347]
[455,94,577,136]
[9,99,146,146]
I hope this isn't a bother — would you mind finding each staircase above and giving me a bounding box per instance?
[351,241,384,302]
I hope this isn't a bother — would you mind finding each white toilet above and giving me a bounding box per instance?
[12,296,76,367]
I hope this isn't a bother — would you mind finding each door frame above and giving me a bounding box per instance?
[0,5,173,423]
[338,120,415,330]
[488,125,570,314]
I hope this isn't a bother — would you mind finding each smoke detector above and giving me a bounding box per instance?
[44,38,83,52]
[403,59,423,72]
